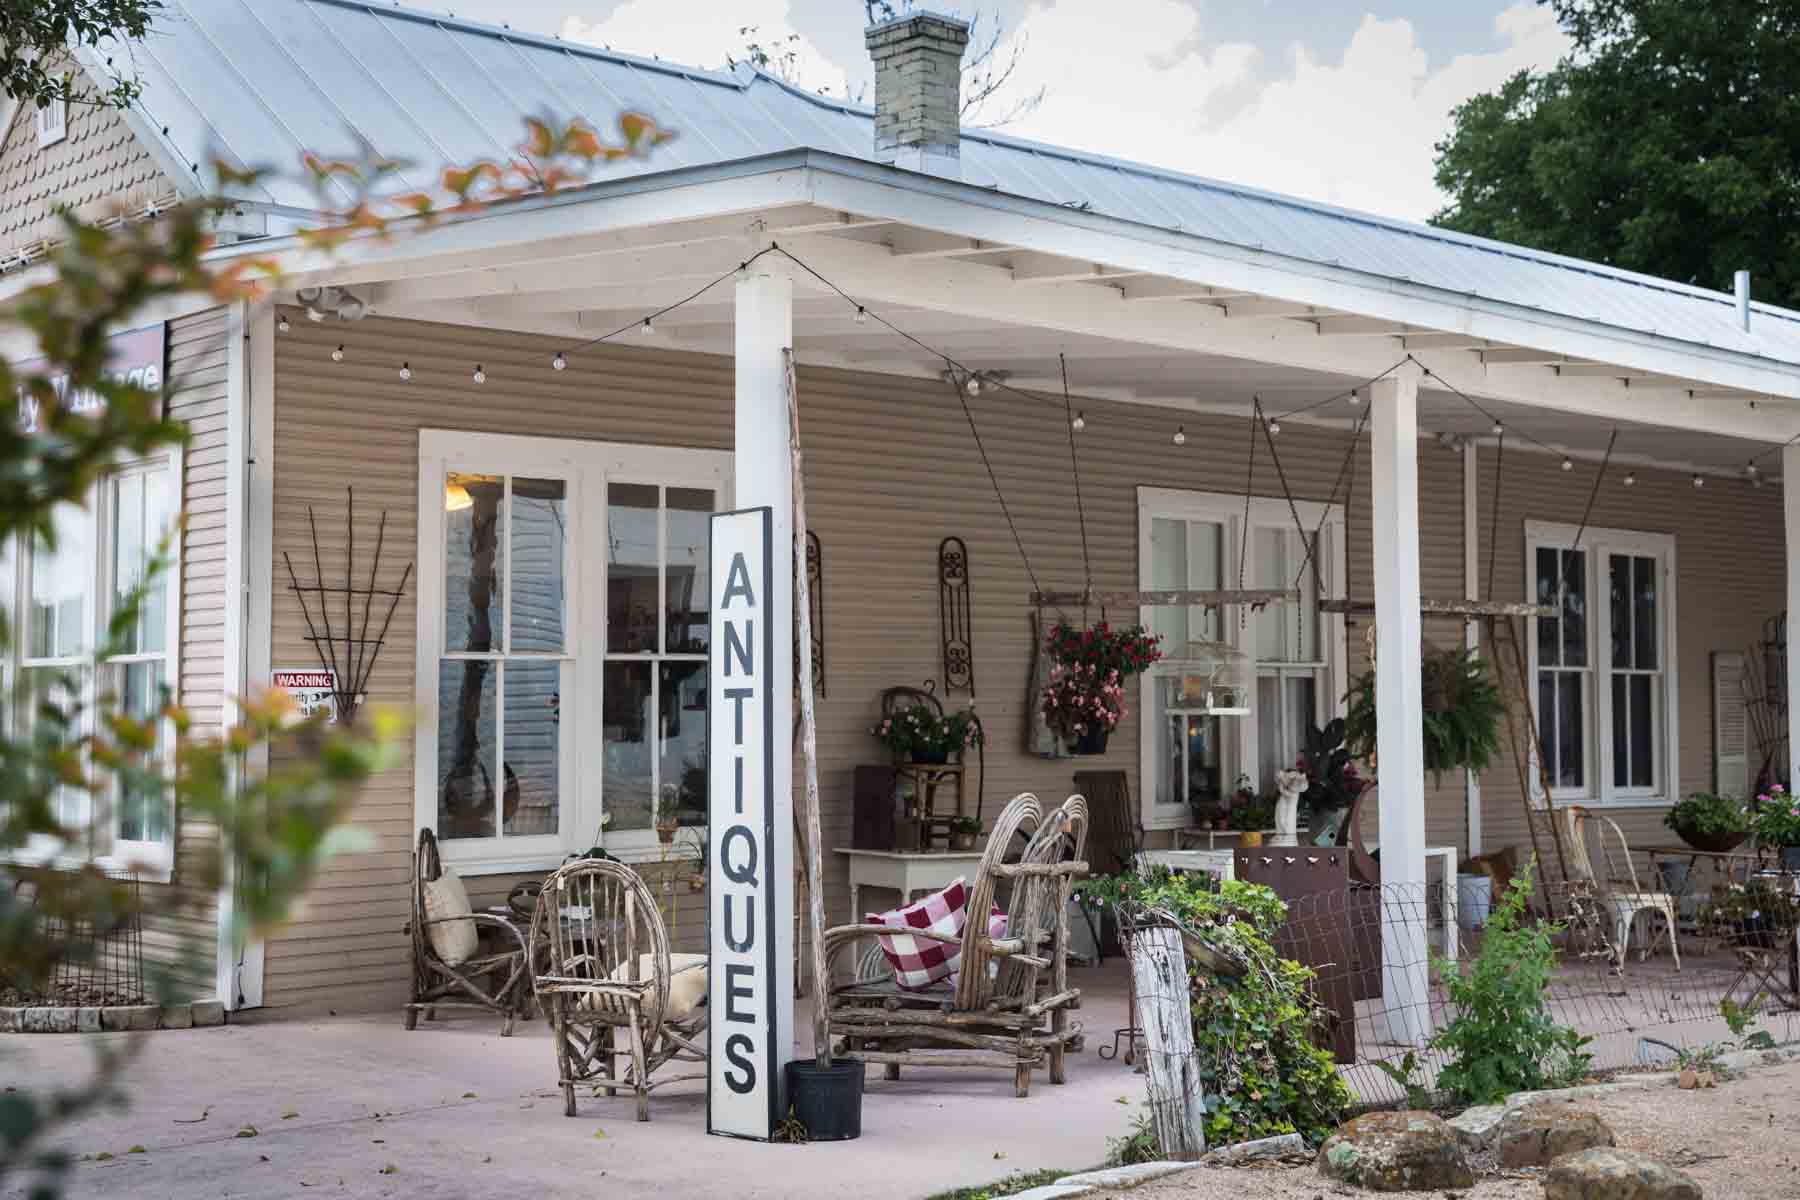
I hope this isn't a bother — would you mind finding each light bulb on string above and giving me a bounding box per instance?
[1622,471,1636,487]
[1561,457,1574,472]
[1747,461,1760,478]
[276,315,291,333]
[1346,389,1361,407]
[1491,421,1505,437]
[640,318,655,336]
[472,364,486,384]
[1267,418,1281,436]
[1070,411,1086,433]
[1173,425,1186,446]
[1692,474,1705,488]
[398,362,412,381]
[330,345,344,363]
[854,306,868,325]
[552,352,567,371]
[966,374,981,396]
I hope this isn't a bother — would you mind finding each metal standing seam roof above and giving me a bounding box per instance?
[107,0,1800,369]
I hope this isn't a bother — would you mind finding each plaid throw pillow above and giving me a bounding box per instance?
[867,878,971,990]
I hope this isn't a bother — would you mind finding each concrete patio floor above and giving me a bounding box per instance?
[3,963,1147,1200]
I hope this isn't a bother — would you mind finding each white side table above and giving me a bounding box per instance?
[835,848,988,919]
[1138,848,1236,881]
[1365,843,1460,961]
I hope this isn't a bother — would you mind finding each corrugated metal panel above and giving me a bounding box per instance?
[136,307,232,1000]
[112,0,1800,369]
[1472,446,1785,867]
[0,57,177,257]
[262,312,1484,1009]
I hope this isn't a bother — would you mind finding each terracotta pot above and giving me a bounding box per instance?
[950,831,978,851]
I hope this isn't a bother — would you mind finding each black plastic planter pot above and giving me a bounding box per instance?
[785,1058,863,1141]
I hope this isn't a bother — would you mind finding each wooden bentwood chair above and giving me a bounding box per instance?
[822,792,1089,1097]
[529,857,707,1121]
[406,828,531,1034]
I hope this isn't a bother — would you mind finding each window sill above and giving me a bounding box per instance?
[1547,795,1671,811]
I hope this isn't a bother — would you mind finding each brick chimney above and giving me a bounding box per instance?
[865,11,971,179]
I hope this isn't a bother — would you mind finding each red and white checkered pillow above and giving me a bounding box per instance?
[867,878,972,990]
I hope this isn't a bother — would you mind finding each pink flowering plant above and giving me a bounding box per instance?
[871,703,982,758]
[1751,783,1800,846]
[1038,622,1163,743]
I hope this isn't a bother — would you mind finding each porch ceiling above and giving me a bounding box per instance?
[302,187,1800,484]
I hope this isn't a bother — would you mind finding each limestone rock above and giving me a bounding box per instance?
[1447,1103,1506,1152]
[190,1000,225,1027]
[1204,1132,1307,1165]
[1317,1111,1476,1192]
[1495,1103,1615,1167]
[1543,1148,1702,1200]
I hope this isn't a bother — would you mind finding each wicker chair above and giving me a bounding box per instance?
[405,828,531,1034]
[823,792,1089,1097]
[529,858,707,1121]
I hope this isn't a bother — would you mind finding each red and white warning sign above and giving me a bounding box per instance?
[272,668,338,724]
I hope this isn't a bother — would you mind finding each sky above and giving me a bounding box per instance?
[442,0,1571,223]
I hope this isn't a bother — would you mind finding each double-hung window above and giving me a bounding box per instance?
[7,455,180,875]
[1137,487,1346,829]
[1525,522,1676,805]
[416,431,730,871]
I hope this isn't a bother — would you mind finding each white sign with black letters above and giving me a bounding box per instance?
[707,507,786,1140]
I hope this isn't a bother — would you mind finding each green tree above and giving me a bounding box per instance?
[1432,0,1800,309]
[1,1,162,109]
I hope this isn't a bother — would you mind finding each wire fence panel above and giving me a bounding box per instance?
[1122,876,1800,1122]
[2,874,147,1007]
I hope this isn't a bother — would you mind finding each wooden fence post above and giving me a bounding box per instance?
[1129,923,1206,1160]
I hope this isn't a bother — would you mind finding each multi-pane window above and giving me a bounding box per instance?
[1137,488,1345,827]
[436,472,571,843]
[5,458,178,868]
[1527,524,1675,805]
[418,432,730,868]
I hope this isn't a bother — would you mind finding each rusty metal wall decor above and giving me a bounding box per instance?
[792,530,826,698]
[939,536,975,695]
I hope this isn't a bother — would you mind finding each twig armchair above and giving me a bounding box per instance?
[529,857,707,1121]
[823,791,1089,1097]
[406,827,530,1034]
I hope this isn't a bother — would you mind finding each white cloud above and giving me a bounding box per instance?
[561,1,852,97]
[998,1,1569,220]
[555,0,1568,223]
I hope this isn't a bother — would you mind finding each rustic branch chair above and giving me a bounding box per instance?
[823,791,1089,1097]
[1565,806,1680,970]
[529,857,707,1121]
[406,827,531,1034]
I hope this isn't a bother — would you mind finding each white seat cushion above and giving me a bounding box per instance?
[421,868,478,966]
[595,953,709,1021]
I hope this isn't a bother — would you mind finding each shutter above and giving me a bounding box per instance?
[1713,650,1749,797]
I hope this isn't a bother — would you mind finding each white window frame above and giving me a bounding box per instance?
[415,430,731,874]
[1136,487,1347,830]
[35,94,67,148]
[1524,520,1679,808]
[6,451,183,880]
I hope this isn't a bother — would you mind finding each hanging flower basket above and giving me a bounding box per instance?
[1039,622,1162,754]
[871,703,982,762]
[1344,646,1503,779]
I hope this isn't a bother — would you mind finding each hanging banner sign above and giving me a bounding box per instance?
[14,324,166,434]
[271,668,339,725]
[707,506,786,1141]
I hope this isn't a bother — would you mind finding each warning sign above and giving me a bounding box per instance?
[272,668,338,725]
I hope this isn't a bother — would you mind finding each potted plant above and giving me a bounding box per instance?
[871,702,982,764]
[1039,622,1163,755]
[1231,793,1276,846]
[1751,784,1800,870]
[1343,647,1503,779]
[1297,720,1369,845]
[1664,791,1751,853]
[947,815,982,852]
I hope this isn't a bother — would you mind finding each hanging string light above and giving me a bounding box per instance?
[1491,420,1504,436]
[1267,418,1282,436]
[552,352,567,371]
[472,364,486,384]
[640,317,655,336]
[854,306,868,325]
[331,344,344,362]
[1622,471,1636,487]
[276,315,291,333]
[398,362,412,381]
[1560,457,1574,472]
[1070,411,1086,432]
[1692,474,1705,488]
[966,374,982,396]
[1346,389,1360,406]
[1172,425,1186,446]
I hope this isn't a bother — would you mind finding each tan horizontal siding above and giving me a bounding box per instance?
[132,308,231,1001]
[270,312,1792,1011]
[1471,445,1785,875]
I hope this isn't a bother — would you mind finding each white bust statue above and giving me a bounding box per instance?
[1272,768,1309,846]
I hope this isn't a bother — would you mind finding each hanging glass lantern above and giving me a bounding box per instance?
[1155,639,1254,717]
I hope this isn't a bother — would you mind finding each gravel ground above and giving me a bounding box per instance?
[1091,1060,1800,1199]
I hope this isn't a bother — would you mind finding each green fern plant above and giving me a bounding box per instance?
[1345,646,1504,780]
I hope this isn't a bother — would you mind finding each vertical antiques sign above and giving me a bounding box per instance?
[707,506,790,1140]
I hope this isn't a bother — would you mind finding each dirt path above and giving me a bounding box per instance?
[1093,1061,1800,1199]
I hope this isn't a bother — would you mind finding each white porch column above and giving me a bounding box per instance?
[732,251,796,1101]
[1785,443,1800,789]
[1370,367,1431,1045]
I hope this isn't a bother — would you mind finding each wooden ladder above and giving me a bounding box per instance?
[1486,614,1572,898]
